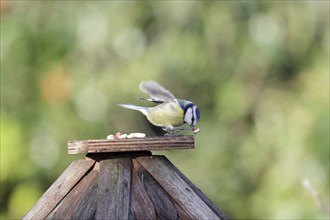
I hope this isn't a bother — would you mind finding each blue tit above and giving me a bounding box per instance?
[118,80,201,134]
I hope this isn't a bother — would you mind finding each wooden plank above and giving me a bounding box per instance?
[134,159,178,220]
[175,202,193,220]
[95,158,132,220]
[72,173,99,219]
[128,208,136,220]
[23,159,95,220]
[46,170,99,219]
[162,157,230,220]
[131,161,157,220]
[137,156,220,220]
[68,136,194,154]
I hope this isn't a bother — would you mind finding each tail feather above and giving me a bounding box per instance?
[117,104,148,115]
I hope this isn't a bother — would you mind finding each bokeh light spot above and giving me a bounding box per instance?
[74,86,109,122]
[249,13,284,48]
[41,68,71,105]
[113,27,146,60]
[77,15,109,52]
[29,134,59,169]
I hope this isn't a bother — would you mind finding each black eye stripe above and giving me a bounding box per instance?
[183,103,193,114]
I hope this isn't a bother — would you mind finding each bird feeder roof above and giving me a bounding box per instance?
[23,136,229,220]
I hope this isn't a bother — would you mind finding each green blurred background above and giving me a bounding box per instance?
[1,1,329,219]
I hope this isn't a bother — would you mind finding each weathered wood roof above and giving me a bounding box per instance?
[23,136,229,220]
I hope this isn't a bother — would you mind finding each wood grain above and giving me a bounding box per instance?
[46,170,99,219]
[175,201,193,220]
[68,136,194,154]
[131,161,157,220]
[137,156,221,220]
[95,158,132,219]
[23,159,95,220]
[162,156,229,220]
[72,173,99,220]
[134,159,178,220]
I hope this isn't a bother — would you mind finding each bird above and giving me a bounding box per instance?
[118,80,200,134]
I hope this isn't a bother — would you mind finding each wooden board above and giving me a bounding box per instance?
[72,172,99,219]
[130,168,157,220]
[46,170,99,219]
[137,156,221,220]
[24,152,229,220]
[95,158,132,219]
[162,156,230,220]
[23,159,95,220]
[68,136,194,154]
[133,159,178,220]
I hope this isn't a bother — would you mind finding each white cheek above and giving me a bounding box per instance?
[184,108,193,125]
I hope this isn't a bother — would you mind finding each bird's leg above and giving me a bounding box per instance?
[172,127,192,132]
[162,127,174,135]
[162,126,191,136]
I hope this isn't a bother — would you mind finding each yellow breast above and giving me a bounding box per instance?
[146,103,184,127]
